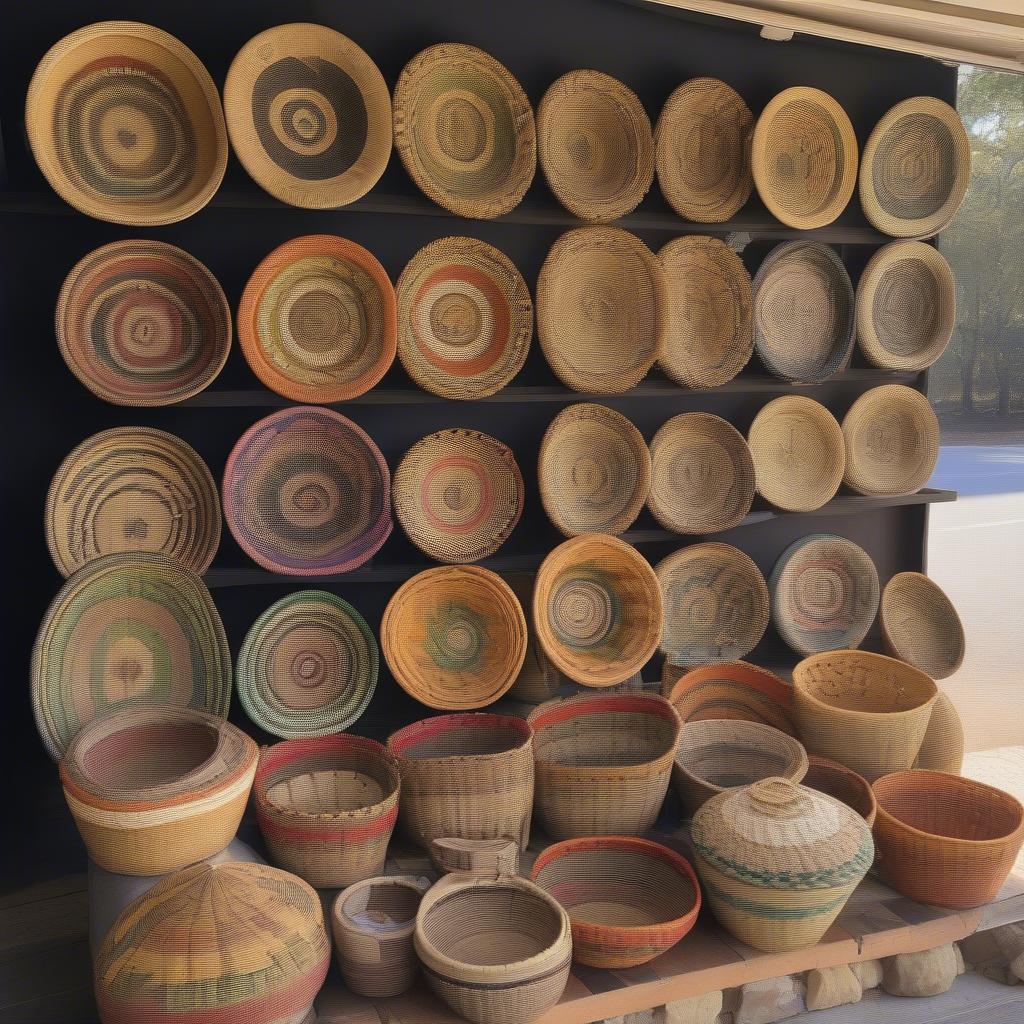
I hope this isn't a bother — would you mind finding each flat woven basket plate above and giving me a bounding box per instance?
[655,77,753,223]
[46,427,221,578]
[770,533,880,656]
[237,234,396,403]
[537,226,667,393]
[237,590,378,738]
[842,384,940,496]
[649,412,755,534]
[223,406,392,575]
[856,240,956,372]
[392,428,524,563]
[381,565,527,709]
[860,96,971,239]
[393,43,536,220]
[56,240,231,406]
[539,403,650,537]
[26,21,226,225]
[658,235,753,389]
[396,236,532,400]
[31,551,231,760]
[656,543,769,666]
[748,395,845,513]
[223,23,391,208]
[537,69,654,223]
[753,240,855,383]
[751,86,858,230]
[881,571,965,681]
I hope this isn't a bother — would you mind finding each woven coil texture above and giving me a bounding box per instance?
[914,691,966,774]
[881,571,965,681]
[804,754,877,826]
[505,572,562,704]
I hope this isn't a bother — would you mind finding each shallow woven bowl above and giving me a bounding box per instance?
[393,43,536,220]
[537,226,667,393]
[538,69,654,223]
[751,86,858,230]
[649,412,755,534]
[881,571,965,680]
[860,97,971,239]
[532,836,700,968]
[539,403,650,537]
[804,755,877,826]
[533,534,662,687]
[873,770,1024,908]
[655,77,752,223]
[26,21,226,224]
[56,240,230,406]
[842,384,940,496]
[223,23,391,208]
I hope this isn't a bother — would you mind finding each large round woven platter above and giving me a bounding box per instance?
[751,86,858,230]
[860,96,971,239]
[223,407,392,576]
[238,235,396,404]
[393,429,524,563]
[538,226,667,393]
[396,236,532,400]
[658,235,753,389]
[31,551,231,760]
[537,69,654,223]
[770,533,880,656]
[656,542,769,666]
[753,241,855,383]
[881,571,965,681]
[56,240,230,406]
[223,23,391,208]
[46,427,220,578]
[26,22,226,225]
[393,43,536,220]
[238,591,378,738]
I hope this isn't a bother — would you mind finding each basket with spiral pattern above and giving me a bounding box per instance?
[26,21,227,225]
[537,69,654,222]
[223,23,391,208]
[663,660,794,733]
[804,755,877,826]
[881,571,965,681]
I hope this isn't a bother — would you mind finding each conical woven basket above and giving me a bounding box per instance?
[537,69,654,222]
[914,691,965,774]
[881,571,965,680]
[505,572,562,704]
[804,755,877,826]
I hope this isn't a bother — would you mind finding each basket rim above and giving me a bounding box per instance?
[674,718,808,786]
[387,711,532,761]
[880,571,966,677]
[333,874,426,933]
[666,660,792,706]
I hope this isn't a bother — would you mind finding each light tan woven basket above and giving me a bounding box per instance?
[881,571,965,681]
[914,691,965,775]
[504,573,562,704]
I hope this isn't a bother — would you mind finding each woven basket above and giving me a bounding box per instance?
[529,693,681,838]
[751,86,858,230]
[655,77,753,223]
[382,566,527,709]
[532,836,700,969]
[914,691,965,774]
[505,572,562,703]
[771,533,880,656]
[32,552,230,760]
[537,226,667,393]
[860,96,971,239]
[396,236,532,400]
[856,241,957,371]
[649,412,755,534]
[56,240,230,406]
[537,69,654,222]
[46,427,221,577]
[332,876,427,997]
[393,428,524,562]
[254,734,399,888]
[656,543,769,666]
[804,755,877,827]
[539,404,650,537]
[223,406,391,575]
[753,240,855,383]
[842,384,940,497]
[223,23,391,208]
[881,571,965,680]
[533,534,662,687]
[792,650,938,780]
[873,770,1024,908]
[415,873,572,1024]
[393,43,536,220]
[60,706,257,875]
[26,21,226,225]
[748,396,845,512]
[431,837,522,876]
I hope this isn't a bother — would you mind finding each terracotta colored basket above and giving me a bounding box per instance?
[529,693,681,839]
[532,836,700,968]
[914,692,965,774]
[873,770,1024,908]
[881,571,965,681]
[803,755,877,827]
[60,706,257,875]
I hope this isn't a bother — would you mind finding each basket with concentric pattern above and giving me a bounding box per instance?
[881,571,965,681]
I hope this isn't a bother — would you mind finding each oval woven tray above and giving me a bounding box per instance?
[881,571,965,680]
